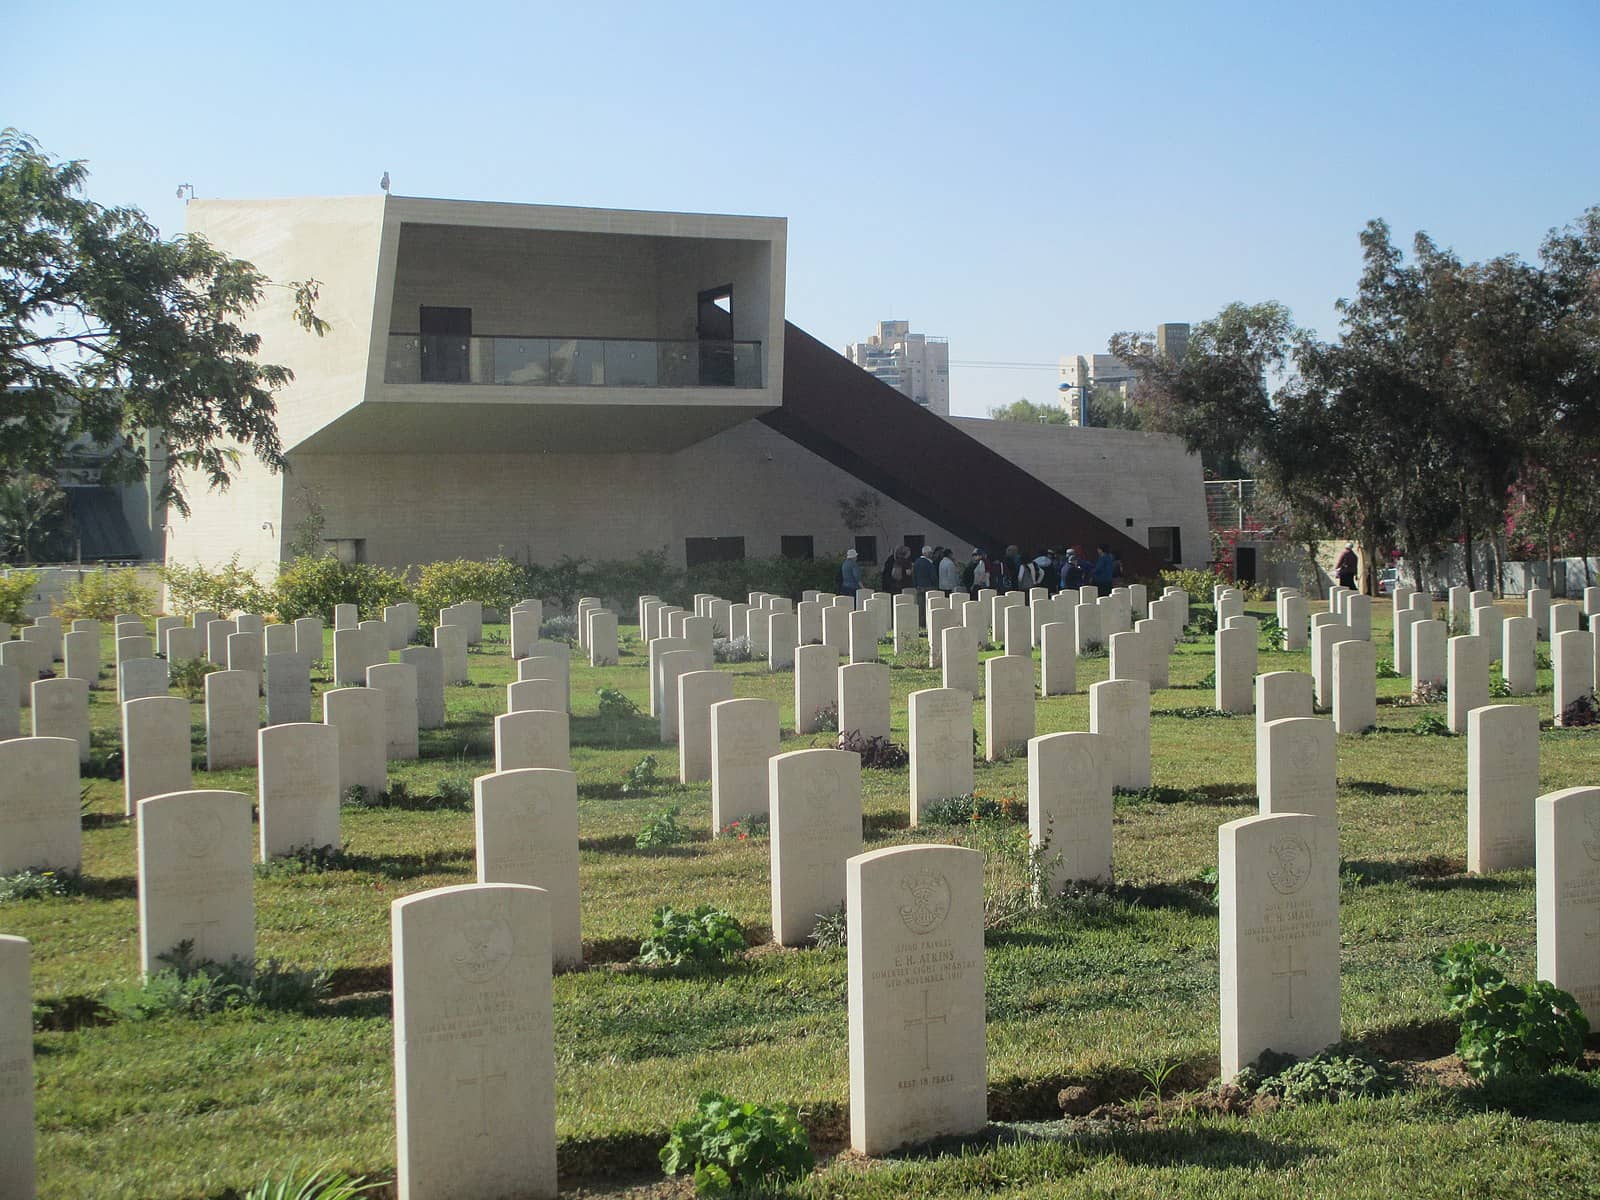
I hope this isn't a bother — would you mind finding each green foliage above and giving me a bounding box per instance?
[811,702,838,732]
[596,687,640,721]
[622,753,660,795]
[344,779,472,812]
[0,572,36,625]
[1376,656,1401,679]
[0,130,328,515]
[412,556,527,622]
[167,656,218,701]
[660,1091,815,1196]
[988,397,1072,425]
[1560,691,1598,727]
[835,729,908,768]
[1431,941,1588,1079]
[636,804,690,851]
[1159,567,1222,599]
[160,554,273,617]
[0,474,73,563]
[241,1162,386,1200]
[711,637,755,663]
[719,814,769,842]
[51,568,156,623]
[810,904,848,950]
[104,941,329,1020]
[1488,668,1513,698]
[1258,615,1286,651]
[1236,1045,1403,1105]
[921,793,1026,826]
[637,905,746,969]
[272,555,412,623]
[1414,712,1453,736]
[952,813,1049,931]
[255,844,350,878]
[0,868,84,902]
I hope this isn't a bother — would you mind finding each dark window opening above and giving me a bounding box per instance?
[697,286,734,386]
[1235,546,1258,585]
[854,535,878,563]
[685,536,745,568]
[780,535,815,560]
[1148,526,1181,565]
[420,306,471,382]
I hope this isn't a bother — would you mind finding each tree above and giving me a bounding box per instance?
[0,129,326,515]
[986,397,1072,424]
[0,472,70,563]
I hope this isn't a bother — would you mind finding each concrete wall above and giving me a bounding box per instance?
[949,419,1208,567]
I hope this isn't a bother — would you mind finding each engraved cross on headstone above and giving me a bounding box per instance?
[456,1045,508,1138]
[1273,944,1308,1021]
[903,987,948,1072]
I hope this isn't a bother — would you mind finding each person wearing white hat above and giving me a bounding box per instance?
[840,547,862,600]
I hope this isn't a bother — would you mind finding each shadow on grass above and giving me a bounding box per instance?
[77,875,138,900]
[1343,779,1425,797]
[570,713,666,749]
[81,812,129,830]
[885,1122,1319,1171]
[1458,1070,1600,1122]
[864,811,911,836]
[1116,784,1257,808]
[1340,855,1465,886]
[339,849,475,880]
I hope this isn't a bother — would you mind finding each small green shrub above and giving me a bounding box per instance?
[1159,567,1223,599]
[104,941,329,1019]
[52,568,156,623]
[921,793,1025,826]
[811,904,848,950]
[1259,615,1286,652]
[255,844,350,878]
[167,656,219,700]
[160,554,273,617]
[0,573,34,626]
[1187,609,1219,638]
[0,868,84,902]
[719,814,768,841]
[242,1161,386,1200]
[1414,712,1453,736]
[1488,669,1512,699]
[1237,1045,1403,1105]
[1376,657,1401,680]
[272,555,412,623]
[637,905,745,968]
[811,702,838,732]
[622,753,660,795]
[712,637,754,663]
[1430,941,1588,1079]
[412,557,527,622]
[661,1091,815,1196]
[596,687,640,721]
[636,804,690,851]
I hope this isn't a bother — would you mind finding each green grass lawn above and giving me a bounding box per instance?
[8,600,1600,1198]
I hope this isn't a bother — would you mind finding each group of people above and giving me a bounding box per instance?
[839,543,1122,604]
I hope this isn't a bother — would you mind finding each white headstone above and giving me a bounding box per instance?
[118,656,169,705]
[510,605,543,660]
[137,789,254,976]
[0,736,80,873]
[1219,811,1339,1078]
[324,687,387,799]
[368,662,420,761]
[1393,608,1420,675]
[203,619,234,667]
[508,678,566,715]
[264,622,296,658]
[264,651,312,726]
[909,688,974,825]
[656,649,699,744]
[434,624,469,686]
[1554,629,1594,727]
[122,696,192,815]
[1412,619,1447,691]
[1257,717,1336,820]
[710,697,779,831]
[1467,704,1538,874]
[333,602,359,631]
[258,722,340,859]
[62,629,99,687]
[1282,594,1308,651]
[1255,671,1313,732]
[1344,593,1372,641]
[1447,635,1489,734]
[518,653,570,711]
[0,664,16,742]
[31,677,89,764]
[333,627,372,687]
[847,843,986,1154]
[770,748,863,946]
[793,643,839,736]
[1090,679,1151,790]
[849,609,878,663]
[1075,601,1104,654]
[391,883,557,1199]
[768,611,798,671]
[984,654,1034,760]
[1502,615,1537,696]
[0,935,34,1199]
[588,611,619,667]
[204,669,257,770]
[940,625,980,697]
[165,624,203,665]
[293,616,324,661]
[1472,604,1505,663]
[494,710,570,772]
[1311,621,1356,710]
[118,633,156,669]
[679,670,734,784]
[1537,787,1600,1025]
[400,646,445,729]
[1332,639,1376,734]
[1527,588,1551,639]
[1028,731,1113,894]
[839,662,891,742]
[1551,602,1581,637]
[475,768,582,970]
[1214,625,1255,714]
[646,637,688,717]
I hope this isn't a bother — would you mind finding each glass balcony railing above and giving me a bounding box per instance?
[384,334,763,389]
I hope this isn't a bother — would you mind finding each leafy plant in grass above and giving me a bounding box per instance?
[811,702,838,732]
[1236,1045,1403,1105]
[636,804,691,851]
[105,941,329,1020]
[596,686,640,722]
[1413,712,1453,736]
[637,905,745,968]
[712,636,754,663]
[1488,669,1512,699]
[836,729,908,768]
[52,567,156,623]
[661,1091,814,1197]
[921,793,1025,825]
[255,844,350,878]
[539,614,579,644]
[1376,656,1401,680]
[951,814,1045,931]
[720,814,768,842]
[622,753,660,795]
[168,655,219,700]
[0,868,84,902]
[241,1161,386,1200]
[1430,941,1588,1079]
[811,904,847,950]
[1259,616,1286,651]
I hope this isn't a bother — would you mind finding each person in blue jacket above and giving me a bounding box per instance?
[840,548,862,599]
[1091,543,1117,589]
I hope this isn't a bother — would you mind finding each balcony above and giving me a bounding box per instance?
[384,334,763,389]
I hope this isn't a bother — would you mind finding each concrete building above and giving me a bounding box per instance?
[1057,322,1190,425]
[1156,322,1190,363]
[165,195,1204,579]
[844,321,950,416]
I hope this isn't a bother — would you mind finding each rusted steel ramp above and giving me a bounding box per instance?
[765,322,1163,574]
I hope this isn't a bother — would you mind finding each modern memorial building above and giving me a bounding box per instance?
[166,194,1206,578]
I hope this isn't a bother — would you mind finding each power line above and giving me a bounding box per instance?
[948,360,1059,370]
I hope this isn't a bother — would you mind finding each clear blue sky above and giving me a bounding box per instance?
[6,0,1597,416]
